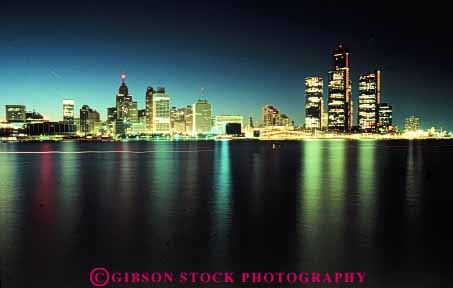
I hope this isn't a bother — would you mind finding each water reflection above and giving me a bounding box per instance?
[211,141,232,262]
[0,144,18,281]
[357,140,377,245]
[300,140,323,266]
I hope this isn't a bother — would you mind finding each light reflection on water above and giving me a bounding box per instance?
[0,140,451,287]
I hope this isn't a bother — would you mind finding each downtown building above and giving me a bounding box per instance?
[405,116,421,132]
[378,103,393,133]
[304,76,324,130]
[5,105,26,122]
[80,105,101,136]
[214,115,244,134]
[191,99,212,135]
[328,45,352,132]
[358,70,381,132]
[63,99,75,124]
[115,74,138,137]
[152,87,171,134]
[263,105,280,127]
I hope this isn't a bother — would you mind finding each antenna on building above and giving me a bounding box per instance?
[201,87,205,100]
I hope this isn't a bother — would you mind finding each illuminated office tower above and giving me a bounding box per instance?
[63,99,75,123]
[263,105,280,127]
[405,116,421,132]
[145,86,154,132]
[152,87,170,133]
[328,45,352,132]
[115,74,138,136]
[378,103,392,133]
[358,70,381,132]
[5,105,26,122]
[192,99,212,134]
[80,105,101,135]
[305,76,324,130]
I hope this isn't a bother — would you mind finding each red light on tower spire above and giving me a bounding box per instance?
[121,73,127,83]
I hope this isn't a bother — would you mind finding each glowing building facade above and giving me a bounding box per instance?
[405,116,421,132]
[152,87,170,133]
[263,105,280,127]
[63,99,75,123]
[214,115,243,134]
[328,45,352,132]
[192,99,212,134]
[5,105,26,122]
[305,76,324,130]
[378,103,392,133]
[358,70,381,132]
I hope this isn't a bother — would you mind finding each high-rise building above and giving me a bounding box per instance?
[263,105,280,127]
[152,87,170,133]
[305,76,324,130]
[80,105,101,135]
[63,99,75,123]
[405,116,421,132]
[5,105,26,122]
[378,103,392,133]
[358,70,381,132]
[328,45,352,132]
[115,74,138,136]
[214,115,243,134]
[192,99,212,134]
[145,86,154,132]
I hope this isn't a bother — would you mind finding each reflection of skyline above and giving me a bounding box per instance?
[0,140,449,286]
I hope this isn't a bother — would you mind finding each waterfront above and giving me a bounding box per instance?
[0,140,452,287]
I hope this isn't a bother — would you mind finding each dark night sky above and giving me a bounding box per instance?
[1,0,452,128]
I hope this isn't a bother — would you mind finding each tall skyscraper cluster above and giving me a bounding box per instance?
[304,45,393,134]
[106,75,216,137]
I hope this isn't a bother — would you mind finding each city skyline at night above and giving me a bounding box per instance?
[1,1,452,130]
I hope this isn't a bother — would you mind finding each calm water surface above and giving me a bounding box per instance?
[0,140,452,287]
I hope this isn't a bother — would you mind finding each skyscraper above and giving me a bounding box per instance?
[5,105,26,122]
[192,99,212,134]
[80,105,100,135]
[115,74,136,136]
[145,86,154,132]
[378,103,392,133]
[152,87,170,133]
[328,45,352,132]
[263,105,280,127]
[305,76,324,130]
[63,99,75,123]
[358,70,381,132]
